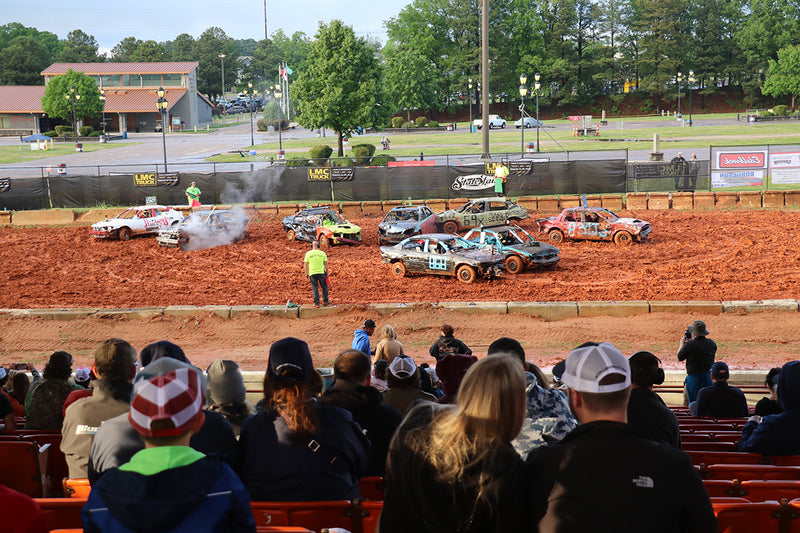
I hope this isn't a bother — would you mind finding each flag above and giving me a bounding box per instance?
[284,65,293,75]
[280,68,287,80]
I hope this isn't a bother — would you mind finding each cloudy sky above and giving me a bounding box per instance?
[4,0,410,54]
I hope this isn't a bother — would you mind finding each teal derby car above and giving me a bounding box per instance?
[380,233,504,283]
[462,224,560,274]
[436,198,529,234]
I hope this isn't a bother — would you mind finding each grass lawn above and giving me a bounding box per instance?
[0,142,135,164]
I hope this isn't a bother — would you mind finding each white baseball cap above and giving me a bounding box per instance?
[562,342,631,393]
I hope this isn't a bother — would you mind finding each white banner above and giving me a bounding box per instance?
[771,169,800,185]
[769,152,800,168]
[711,170,764,188]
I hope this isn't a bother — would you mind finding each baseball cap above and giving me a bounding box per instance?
[364,319,376,329]
[74,367,91,383]
[552,360,566,384]
[711,361,730,380]
[129,367,205,438]
[562,342,630,393]
[268,337,314,383]
[389,356,416,378]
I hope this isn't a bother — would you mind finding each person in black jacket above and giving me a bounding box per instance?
[677,320,717,405]
[429,324,471,361]
[626,351,681,448]
[527,342,716,533]
[754,367,783,417]
[693,361,749,418]
[320,349,402,476]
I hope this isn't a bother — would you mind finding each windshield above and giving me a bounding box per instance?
[116,208,136,219]
[384,210,419,223]
[447,236,475,250]
[599,209,618,221]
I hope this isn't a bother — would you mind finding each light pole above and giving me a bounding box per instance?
[244,82,255,146]
[534,73,541,152]
[519,73,528,157]
[688,70,695,127]
[98,88,107,141]
[219,54,226,101]
[676,72,683,119]
[65,86,80,144]
[274,84,283,154]
[156,87,168,172]
[468,78,473,133]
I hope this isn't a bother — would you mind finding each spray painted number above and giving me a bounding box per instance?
[566,222,609,238]
[428,257,448,271]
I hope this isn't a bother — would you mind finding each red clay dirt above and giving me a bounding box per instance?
[1,209,800,371]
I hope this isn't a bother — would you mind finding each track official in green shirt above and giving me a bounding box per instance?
[185,182,201,207]
[494,160,509,196]
[304,240,329,307]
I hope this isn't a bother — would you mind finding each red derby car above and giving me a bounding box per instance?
[536,207,652,245]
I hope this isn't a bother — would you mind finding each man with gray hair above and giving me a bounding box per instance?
[527,342,716,532]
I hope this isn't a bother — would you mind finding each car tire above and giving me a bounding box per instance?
[118,227,132,241]
[287,229,296,241]
[505,255,525,274]
[442,221,459,234]
[488,123,494,129]
[501,123,506,128]
[392,262,407,277]
[614,231,633,245]
[456,265,476,284]
[525,123,532,129]
[319,235,330,247]
[516,125,521,129]
[548,229,564,244]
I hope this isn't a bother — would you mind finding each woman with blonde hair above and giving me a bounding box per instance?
[373,324,404,364]
[380,353,527,533]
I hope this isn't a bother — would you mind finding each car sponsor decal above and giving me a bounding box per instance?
[567,222,609,239]
[144,216,173,229]
[428,257,448,271]
[716,151,766,169]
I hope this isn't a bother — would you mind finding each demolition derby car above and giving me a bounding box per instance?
[380,233,504,283]
[436,198,529,234]
[462,224,560,274]
[157,209,249,251]
[377,205,438,245]
[282,207,362,246]
[536,206,652,245]
[90,205,183,241]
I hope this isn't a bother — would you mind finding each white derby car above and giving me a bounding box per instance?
[90,205,183,241]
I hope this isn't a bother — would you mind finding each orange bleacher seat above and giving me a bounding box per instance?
[249,500,355,533]
[16,433,67,495]
[687,450,769,466]
[705,479,800,502]
[360,500,383,533]
[715,499,800,532]
[0,441,49,497]
[63,478,91,498]
[682,442,739,452]
[704,464,800,481]
[359,476,385,501]
[35,498,85,531]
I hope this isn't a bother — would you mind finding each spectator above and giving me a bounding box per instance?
[88,357,240,484]
[419,362,444,398]
[740,361,800,455]
[380,353,527,533]
[754,367,783,417]
[206,359,253,437]
[24,351,82,430]
[3,370,29,417]
[436,351,478,405]
[382,356,437,415]
[63,367,97,415]
[373,324,404,364]
[371,360,389,392]
[677,320,717,405]
[692,361,749,418]
[0,368,15,431]
[527,342,716,532]
[82,367,255,532]
[61,338,137,479]
[321,349,403,476]
[429,324,471,361]
[73,367,92,389]
[551,359,566,388]
[352,319,376,355]
[626,350,681,448]
[138,340,190,367]
[0,483,48,533]
[240,337,370,501]
[488,337,576,456]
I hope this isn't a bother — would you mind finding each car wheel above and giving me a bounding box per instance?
[456,265,476,284]
[118,227,132,241]
[614,231,633,245]
[525,123,532,129]
[392,262,407,277]
[505,255,525,274]
[319,235,330,247]
[548,229,564,244]
[501,123,506,128]
[516,125,521,129]
[442,221,459,234]
[488,123,494,129]
[287,229,296,241]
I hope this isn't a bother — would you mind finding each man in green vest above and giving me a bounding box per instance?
[185,182,201,208]
[304,240,329,307]
[494,160,509,197]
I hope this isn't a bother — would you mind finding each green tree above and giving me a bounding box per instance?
[384,45,439,116]
[0,22,61,63]
[131,40,167,62]
[292,20,388,156]
[763,44,800,109]
[57,29,101,62]
[110,37,141,62]
[194,27,238,98]
[237,38,258,56]
[168,33,196,61]
[41,69,103,128]
[0,35,50,85]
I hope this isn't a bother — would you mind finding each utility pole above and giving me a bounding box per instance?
[480,0,490,159]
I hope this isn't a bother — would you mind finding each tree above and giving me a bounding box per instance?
[41,69,104,128]
[194,27,239,98]
[384,46,439,116]
[110,37,142,62]
[0,22,61,63]
[131,40,167,62]
[292,20,388,156]
[763,44,800,109]
[57,30,101,63]
[168,33,196,61]
[0,36,50,85]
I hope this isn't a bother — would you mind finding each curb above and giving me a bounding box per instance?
[1,299,798,321]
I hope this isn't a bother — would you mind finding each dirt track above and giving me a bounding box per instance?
[2,209,800,371]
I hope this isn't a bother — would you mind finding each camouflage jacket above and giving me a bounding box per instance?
[513,373,578,458]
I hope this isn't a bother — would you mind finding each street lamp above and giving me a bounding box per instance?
[244,82,255,146]
[156,87,168,172]
[65,86,80,144]
[98,89,107,141]
[676,72,683,119]
[519,73,528,157]
[468,78,473,133]
[218,54,226,101]
[534,73,541,153]
[688,70,695,127]
[274,84,283,153]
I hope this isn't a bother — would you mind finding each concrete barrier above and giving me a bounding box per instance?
[341,201,361,218]
[578,300,650,317]
[584,195,602,207]
[601,195,623,211]
[647,193,670,210]
[76,209,128,224]
[715,192,738,208]
[559,195,582,208]
[27,308,98,320]
[230,305,299,318]
[164,305,204,317]
[201,305,232,319]
[508,301,578,321]
[739,191,762,208]
[92,307,164,319]
[448,198,468,209]
[672,192,693,210]
[13,209,75,226]
[255,205,278,216]
[438,301,508,314]
[763,191,785,208]
[626,193,648,210]
[786,191,800,206]
[362,201,383,216]
[425,199,447,212]
[277,204,299,217]
[536,197,559,213]
[368,302,431,315]
[382,200,403,212]
[649,301,724,314]
[0,211,11,224]
[693,192,715,209]
[723,300,799,313]
[516,196,538,210]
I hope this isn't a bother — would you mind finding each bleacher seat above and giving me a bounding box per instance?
[687,450,770,466]
[35,498,85,531]
[705,479,800,502]
[360,500,383,533]
[16,432,67,496]
[702,464,800,481]
[681,442,739,452]
[249,500,355,533]
[714,499,800,532]
[358,476,385,501]
[63,478,91,498]
[0,441,49,497]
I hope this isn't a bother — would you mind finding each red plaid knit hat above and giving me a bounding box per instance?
[129,367,205,437]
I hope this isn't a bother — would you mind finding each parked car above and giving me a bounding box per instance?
[473,114,506,130]
[436,198,529,234]
[462,224,560,274]
[157,209,249,251]
[90,206,183,241]
[536,206,652,245]
[380,234,504,283]
[514,117,543,128]
[378,205,437,245]
[227,105,247,114]
[282,207,362,246]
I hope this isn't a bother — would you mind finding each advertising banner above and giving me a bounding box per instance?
[711,170,764,188]
[715,151,767,169]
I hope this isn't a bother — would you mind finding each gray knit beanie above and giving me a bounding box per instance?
[206,359,246,405]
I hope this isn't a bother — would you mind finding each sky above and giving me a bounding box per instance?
[3,0,411,54]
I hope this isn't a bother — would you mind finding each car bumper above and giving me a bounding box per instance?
[157,232,181,247]
[90,229,113,239]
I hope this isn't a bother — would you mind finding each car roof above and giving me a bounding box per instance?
[131,205,170,210]
[296,207,337,215]
[389,206,424,211]
[469,224,518,232]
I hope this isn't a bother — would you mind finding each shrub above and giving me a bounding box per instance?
[44,131,58,138]
[371,155,396,166]
[391,116,404,128]
[415,116,429,127]
[352,143,376,157]
[405,121,417,128]
[309,145,333,165]
[54,125,71,135]
[428,120,439,127]
[285,158,309,167]
[351,144,372,165]
[257,119,269,131]
[773,105,789,116]
[273,119,289,131]
[79,125,94,137]
[332,157,353,167]
[89,131,102,137]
